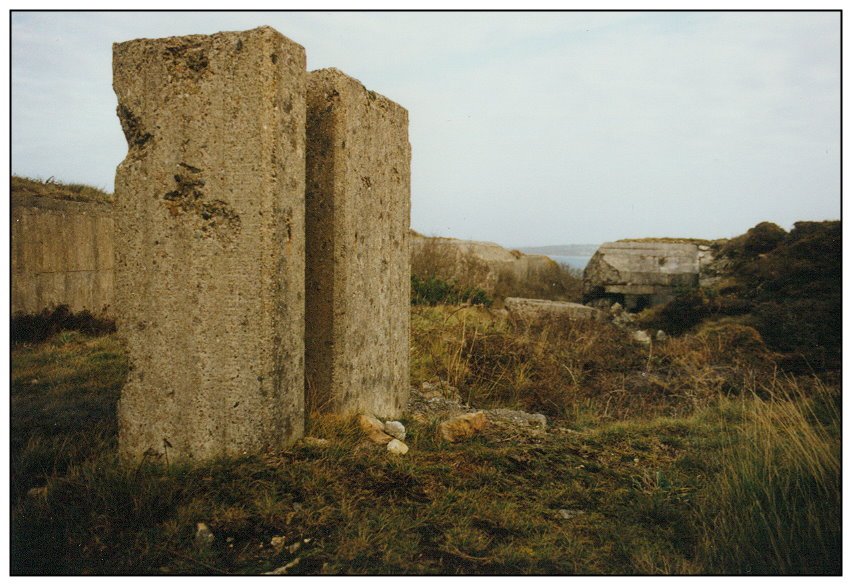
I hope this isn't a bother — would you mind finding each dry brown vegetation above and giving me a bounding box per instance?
[12,175,113,203]
[411,235,583,304]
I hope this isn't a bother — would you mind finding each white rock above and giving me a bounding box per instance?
[194,522,214,547]
[383,420,406,441]
[557,509,584,520]
[632,330,652,345]
[386,439,409,455]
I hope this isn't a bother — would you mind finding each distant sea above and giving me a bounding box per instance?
[548,255,592,271]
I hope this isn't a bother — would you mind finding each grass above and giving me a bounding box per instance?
[12,175,114,204]
[11,307,840,575]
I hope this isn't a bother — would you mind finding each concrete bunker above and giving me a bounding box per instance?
[582,241,703,311]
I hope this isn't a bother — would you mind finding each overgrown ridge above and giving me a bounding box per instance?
[12,175,113,204]
[11,199,840,574]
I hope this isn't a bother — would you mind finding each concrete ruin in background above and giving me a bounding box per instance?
[409,232,557,295]
[583,241,712,311]
[305,68,411,419]
[113,27,307,463]
[12,193,114,317]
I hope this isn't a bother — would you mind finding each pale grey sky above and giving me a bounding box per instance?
[11,11,840,246]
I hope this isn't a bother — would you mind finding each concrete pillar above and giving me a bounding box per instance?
[113,27,306,463]
[305,68,411,419]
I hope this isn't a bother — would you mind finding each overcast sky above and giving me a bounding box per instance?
[11,11,840,246]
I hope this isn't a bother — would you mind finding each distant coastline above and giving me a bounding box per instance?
[517,244,599,270]
[517,244,600,257]
[546,254,592,270]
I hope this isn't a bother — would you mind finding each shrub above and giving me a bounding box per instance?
[410,275,491,307]
[721,221,786,259]
[12,305,116,344]
[493,262,583,302]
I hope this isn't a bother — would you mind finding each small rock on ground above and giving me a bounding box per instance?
[358,414,393,444]
[387,438,409,455]
[383,420,406,441]
[438,411,487,443]
[194,522,214,547]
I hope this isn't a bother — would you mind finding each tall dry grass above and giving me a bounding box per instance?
[697,375,840,574]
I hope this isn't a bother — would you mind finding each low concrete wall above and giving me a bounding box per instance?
[505,297,602,321]
[12,193,114,317]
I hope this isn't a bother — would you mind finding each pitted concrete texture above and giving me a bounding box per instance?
[584,241,700,307]
[12,194,114,316]
[113,27,306,463]
[305,68,410,419]
[504,297,602,321]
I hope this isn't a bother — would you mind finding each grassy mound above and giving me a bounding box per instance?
[12,175,113,204]
[637,220,841,371]
[11,307,840,575]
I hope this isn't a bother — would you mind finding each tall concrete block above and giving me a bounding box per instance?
[305,68,411,418]
[113,27,306,463]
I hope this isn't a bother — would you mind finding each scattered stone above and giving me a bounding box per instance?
[386,439,409,455]
[438,411,487,443]
[270,536,286,551]
[632,330,652,345]
[655,330,668,342]
[27,486,48,500]
[383,420,406,441]
[301,436,330,448]
[265,557,301,575]
[556,509,584,520]
[358,414,394,444]
[486,408,546,430]
[367,430,394,445]
[288,541,302,554]
[194,522,214,548]
[420,380,461,401]
[358,413,384,433]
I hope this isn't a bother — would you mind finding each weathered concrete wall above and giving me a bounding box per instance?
[12,194,114,316]
[113,27,306,463]
[504,297,602,321]
[305,68,410,419]
[583,241,701,309]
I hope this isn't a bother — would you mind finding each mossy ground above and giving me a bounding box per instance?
[11,308,840,575]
